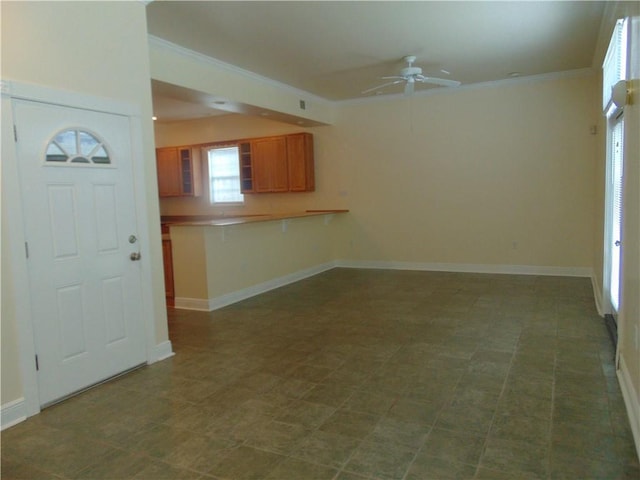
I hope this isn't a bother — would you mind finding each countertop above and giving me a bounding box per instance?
[161,209,349,228]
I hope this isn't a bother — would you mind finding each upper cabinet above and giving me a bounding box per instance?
[253,136,288,193]
[156,147,202,197]
[241,132,315,194]
[287,133,315,192]
[157,132,313,197]
[239,142,254,193]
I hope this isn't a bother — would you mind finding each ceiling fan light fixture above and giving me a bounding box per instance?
[362,55,461,96]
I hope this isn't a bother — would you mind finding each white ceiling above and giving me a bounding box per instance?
[147,1,605,120]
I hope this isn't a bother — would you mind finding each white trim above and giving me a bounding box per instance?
[340,68,595,106]
[336,260,593,278]
[148,35,331,107]
[174,297,212,312]
[2,93,40,418]
[617,355,640,461]
[174,261,593,313]
[174,262,337,312]
[152,340,175,362]
[1,80,140,117]
[1,80,160,418]
[127,115,166,368]
[1,398,27,431]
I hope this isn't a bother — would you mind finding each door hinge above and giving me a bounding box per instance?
[25,242,29,259]
[35,355,39,371]
[13,125,17,142]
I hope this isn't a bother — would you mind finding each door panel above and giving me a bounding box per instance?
[14,99,146,406]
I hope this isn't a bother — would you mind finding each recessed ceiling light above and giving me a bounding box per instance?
[508,72,522,78]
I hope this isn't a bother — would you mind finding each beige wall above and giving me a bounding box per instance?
[158,73,599,270]
[1,2,167,406]
[338,75,599,267]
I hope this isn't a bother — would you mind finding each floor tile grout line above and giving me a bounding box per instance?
[474,329,521,479]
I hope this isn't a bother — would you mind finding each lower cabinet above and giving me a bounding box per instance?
[162,238,174,306]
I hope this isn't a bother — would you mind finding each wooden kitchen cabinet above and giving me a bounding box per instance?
[162,237,174,305]
[156,146,202,197]
[242,133,314,193]
[287,133,315,192]
[252,136,288,192]
[239,141,254,193]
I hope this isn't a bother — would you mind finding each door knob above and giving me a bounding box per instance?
[615,240,621,246]
[130,252,141,261]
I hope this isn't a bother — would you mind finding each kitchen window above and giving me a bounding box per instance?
[207,145,244,204]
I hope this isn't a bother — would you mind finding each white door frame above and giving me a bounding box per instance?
[2,79,166,418]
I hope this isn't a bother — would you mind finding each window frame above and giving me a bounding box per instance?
[206,143,245,205]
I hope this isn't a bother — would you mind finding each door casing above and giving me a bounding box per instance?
[2,79,165,418]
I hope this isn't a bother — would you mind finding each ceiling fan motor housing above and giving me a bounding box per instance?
[401,66,422,77]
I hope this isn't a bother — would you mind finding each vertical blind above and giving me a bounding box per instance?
[609,118,624,311]
[602,18,627,113]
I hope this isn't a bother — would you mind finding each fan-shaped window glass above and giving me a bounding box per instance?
[45,129,111,165]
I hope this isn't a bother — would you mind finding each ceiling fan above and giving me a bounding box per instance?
[362,55,461,96]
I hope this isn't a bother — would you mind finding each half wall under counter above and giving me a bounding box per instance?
[167,210,349,311]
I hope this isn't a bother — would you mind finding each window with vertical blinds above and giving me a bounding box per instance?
[602,16,627,315]
[602,18,627,113]
[609,118,624,311]
[208,145,244,204]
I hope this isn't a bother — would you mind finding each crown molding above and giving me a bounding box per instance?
[338,67,596,107]
[147,34,333,107]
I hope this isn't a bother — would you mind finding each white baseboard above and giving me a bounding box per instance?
[153,340,174,362]
[337,260,593,278]
[175,261,595,312]
[618,355,640,461]
[174,261,337,312]
[173,297,211,311]
[1,397,27,431]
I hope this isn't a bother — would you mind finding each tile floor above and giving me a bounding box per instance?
[2,268,639,479]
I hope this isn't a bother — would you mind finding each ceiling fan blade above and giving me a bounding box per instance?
[361,79,404,95]
[416,75,461,87]
[404,81,415,95]
[381,75,405,80]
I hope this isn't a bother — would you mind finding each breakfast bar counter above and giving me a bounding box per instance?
[164,209,349,311]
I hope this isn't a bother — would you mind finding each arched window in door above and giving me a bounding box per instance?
[45,129,111,165]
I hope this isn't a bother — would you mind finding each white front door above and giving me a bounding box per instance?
[14,99,146,407]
